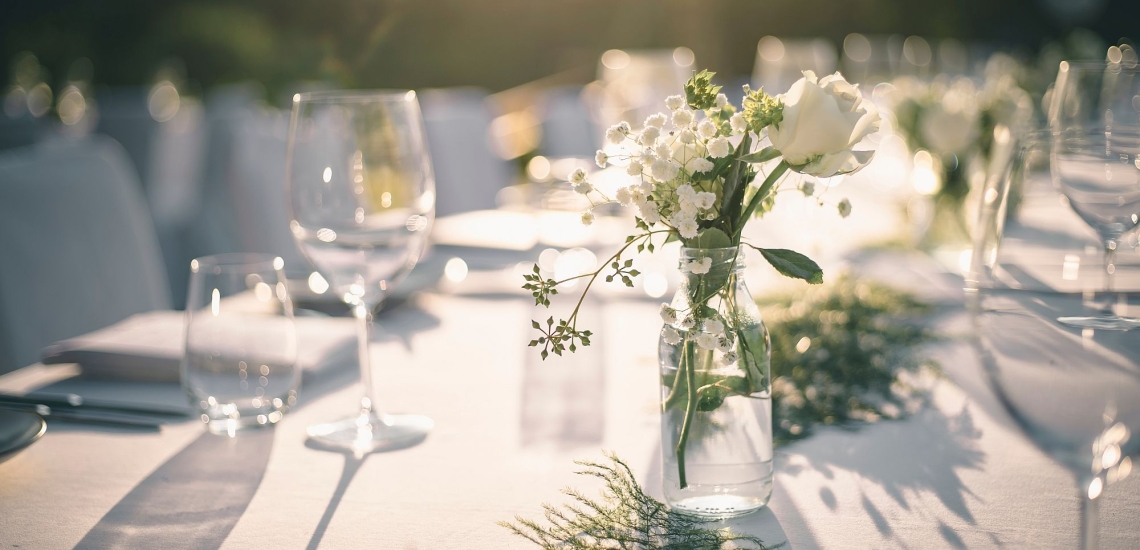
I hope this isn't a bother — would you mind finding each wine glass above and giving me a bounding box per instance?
[1049,60,1140,329]
[285,90,435,453]
[969,130,1140,549]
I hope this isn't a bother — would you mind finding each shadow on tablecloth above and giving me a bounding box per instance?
[74,427,275,549]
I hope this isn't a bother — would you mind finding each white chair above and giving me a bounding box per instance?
[0,136,171,372]
[419,88,512,217]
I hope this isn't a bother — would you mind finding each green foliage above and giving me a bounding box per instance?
[750,247,824,285]
[684,69,722,111]
[689,227,731,250]
[529,317,593,360]
[761,275,937,445]
[500,452,771,550]
[741,86,783,133]
[523,264,559,306]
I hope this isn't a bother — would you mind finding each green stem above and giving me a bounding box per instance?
[734,161,789,242]
[676,341,698,489]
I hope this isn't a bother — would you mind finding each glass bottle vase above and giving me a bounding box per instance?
[659,246,773,518]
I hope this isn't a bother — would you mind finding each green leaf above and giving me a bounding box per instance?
[689,227,732,249]
[738,146,780,164]
[757,248,824,284]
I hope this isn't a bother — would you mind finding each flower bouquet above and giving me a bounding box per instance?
[523,69,880,516]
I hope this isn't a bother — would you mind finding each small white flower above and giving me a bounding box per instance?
[665,95,685,111]
[580,210,595,226]
[678,128,696,144]
[659,303,679,324]
[639,126,661,145]
[678,316,695,330]
[696,332,719,350]
[707,136,731,158]
[676,184,697,201]
[715,93,729,109]
[644,112,667,129]
[688,256,712,275]
[720,350,739,366]
[639,203,661,224]
[730,112,748,134]
[697,119,718,139]
[704,319,724,334]
[595,150,609,168]
[568,168,587,185]
[837,198,852,218]
[693,191,716,209]
[605,122,631,145]
[654,142,672,160]
[672,109,694,128]
[575,182,593,195]
[801,181,816,197]
[716,336,734,353]
[676,218,699,239]
[678,199,698,217]
[615,187,634,206]
[662,326,682,345]
[649,158,679,182]
[690,158,714,174]
[626,160,644,176]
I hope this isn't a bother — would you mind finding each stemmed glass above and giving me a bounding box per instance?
[1049,60,1140,329]
[969,128,1140,550]
[285,90,435,453]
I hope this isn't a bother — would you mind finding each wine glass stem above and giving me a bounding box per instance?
[1079,492,1100,550]
[353,302,377,418]
[1103,240,1117,295]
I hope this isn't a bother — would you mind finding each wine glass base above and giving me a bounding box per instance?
[1057,315,1140,331]
[306,412,433,454]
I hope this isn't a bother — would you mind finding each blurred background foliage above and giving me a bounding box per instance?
[2,0,1137,103]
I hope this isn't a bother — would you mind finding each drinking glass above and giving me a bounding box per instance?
[1049,60,1140,329]
[285,90,435,453]
[969,130,1140,550]
[183,254,299,435]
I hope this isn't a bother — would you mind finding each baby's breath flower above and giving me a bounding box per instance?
[837,197,852,218]
[693,191,716,210]
[707,136,731,158]
[644,112,667,129]
[626,160,644,176]
[672,109,694,128]
[715,93,729,109]
[639,203,661,224]
[595,150,609,168]
[676,184,697,201]
[654,142,672,160]
[615,187,634,207]
[649,158,679,182]
[662,326,682,345]
[801,181,816,197]
[704,318,724,334]
[580,210,595,226]
[665,95,685,111]
[678,316,695,330]
[575,182,593,195]
[695,332,719,350]
[606,122,630,145]
[639,126,661,145]
[676,218,699,239]
[678,128,696,144]
[659,303,679,324]
[730,112,748,134]
[697,119,718,140]
[569,167,587,185]
[716,336,734,353]
[689,157,714,174]
[687,256,712,275]
[720,350,739,366]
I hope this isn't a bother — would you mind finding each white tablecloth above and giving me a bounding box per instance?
[2,256,1140,549]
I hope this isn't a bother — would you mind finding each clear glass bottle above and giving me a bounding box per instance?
[659,246,773,518]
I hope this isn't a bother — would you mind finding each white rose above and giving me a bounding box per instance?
[767,71,880,178]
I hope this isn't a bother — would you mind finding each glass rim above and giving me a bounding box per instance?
[292,89,419,104]
[190,253,285,274]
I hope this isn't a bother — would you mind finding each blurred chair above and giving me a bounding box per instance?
[752,37,837,93]
[535,86,599,158]
[96,86,207,308]
[0,136,171,373]
[419,88,512,217]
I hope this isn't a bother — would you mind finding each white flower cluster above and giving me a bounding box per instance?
[659,304,738,366]
[580,93,748,234]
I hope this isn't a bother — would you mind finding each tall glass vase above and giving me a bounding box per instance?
[659,246,773,518]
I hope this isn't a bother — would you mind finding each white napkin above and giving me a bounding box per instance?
[40,310,356,383]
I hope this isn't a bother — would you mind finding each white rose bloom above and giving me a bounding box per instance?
[626,160,644,176]
[707,136,732,158]
[693,191,716,210]
[688,257,712,275]
[639,126,661,145]
[662,326,682,345]
[659,303,679,324]
[704,318,724,334]
[676,217,699,239]
[595,150,609,168]
[568,168,587,185]
[767,71,881,178]
[580,210,595,226]
[672,108,694,128]
[665,95,686,111]
[689,158,714,174]
[696,332,719,351]
[715,93,729,109]
[730,112,748,134]
[697,119,718,140]
[837,197,852,218]
[644,112,667,129]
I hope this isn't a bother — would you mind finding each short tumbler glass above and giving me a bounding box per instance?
[182,253,299,434]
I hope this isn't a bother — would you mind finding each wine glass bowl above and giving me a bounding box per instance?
[286,90,435,453]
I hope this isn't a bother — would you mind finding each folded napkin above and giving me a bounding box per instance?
[40,310,356,383]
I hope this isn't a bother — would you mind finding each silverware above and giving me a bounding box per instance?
[0,398,177,429]
[0,392,189,418]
